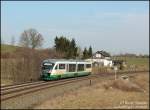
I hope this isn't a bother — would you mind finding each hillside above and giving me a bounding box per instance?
[1,44,64,85]
[1,44,20,53]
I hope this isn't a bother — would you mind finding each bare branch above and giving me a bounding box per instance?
[19,28,44,49]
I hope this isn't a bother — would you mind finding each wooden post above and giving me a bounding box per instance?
[115,70,117,80]
[90,79,92,85]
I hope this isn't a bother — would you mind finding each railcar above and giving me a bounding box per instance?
[41,59,92,80]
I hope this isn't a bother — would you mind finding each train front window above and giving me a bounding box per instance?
[42,63,54,70]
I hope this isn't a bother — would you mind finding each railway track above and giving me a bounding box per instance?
[1,70,148,101]
[1,74,99,101]
[1,81,45,91]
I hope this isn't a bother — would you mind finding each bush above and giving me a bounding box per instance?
[1,48,65,84]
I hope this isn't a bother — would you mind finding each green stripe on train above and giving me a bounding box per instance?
[42,71,90,80]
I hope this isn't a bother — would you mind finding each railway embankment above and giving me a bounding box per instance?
[1,75,100,109]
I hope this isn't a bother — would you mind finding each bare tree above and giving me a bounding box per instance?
[19,28,44,49]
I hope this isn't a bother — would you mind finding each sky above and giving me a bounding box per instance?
[1,1,149,55]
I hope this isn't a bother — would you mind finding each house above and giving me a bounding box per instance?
[85,50,113,67]
[93,50,111,59]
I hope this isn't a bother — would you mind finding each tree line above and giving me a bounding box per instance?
[54,36,93,59]
[19,28,93,59]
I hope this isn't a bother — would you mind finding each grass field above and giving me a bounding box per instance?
[1,44,19,53]
[92,56,149,74]
[113,56,149,67]
[33,72,149,109]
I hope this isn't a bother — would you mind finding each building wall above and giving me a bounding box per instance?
[85,58,113,67]
[95,53,101,58]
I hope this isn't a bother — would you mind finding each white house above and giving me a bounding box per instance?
[85,51,113,67]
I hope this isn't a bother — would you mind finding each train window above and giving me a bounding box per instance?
[86,64,91,68]
[59,64,65,69]
[77,64,84,71]
[69,64,76,72]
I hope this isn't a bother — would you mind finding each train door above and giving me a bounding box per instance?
[58,63,66,75]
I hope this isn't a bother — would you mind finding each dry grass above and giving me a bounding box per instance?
[103,78,146,92]
[92,66,116,74]
[1,48,65,85]
[33,72,149,109]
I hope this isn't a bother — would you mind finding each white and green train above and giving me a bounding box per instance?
[41,59,92,80]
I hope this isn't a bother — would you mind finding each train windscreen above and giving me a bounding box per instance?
[42,63,54,70]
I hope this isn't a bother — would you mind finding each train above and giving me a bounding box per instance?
[41,59,92,80]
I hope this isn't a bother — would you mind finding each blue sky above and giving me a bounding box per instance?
[1,1,149,55]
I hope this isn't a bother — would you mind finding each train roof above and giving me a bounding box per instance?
[43,59,91,63]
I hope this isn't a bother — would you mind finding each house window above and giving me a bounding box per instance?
[59,64,65,69]
[77,64,84,71]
